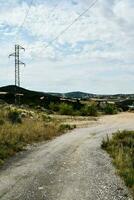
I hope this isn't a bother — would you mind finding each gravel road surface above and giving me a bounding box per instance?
[0,113,134,200]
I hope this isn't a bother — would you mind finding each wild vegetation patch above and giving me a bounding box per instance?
[49,102,99,116]
[102,131,134,198]
[103,104,118,115]
[0,105,75,165]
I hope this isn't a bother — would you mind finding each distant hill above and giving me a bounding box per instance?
[63,91,94,99]
[48,91,95,99]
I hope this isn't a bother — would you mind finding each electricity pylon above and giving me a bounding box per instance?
[9,45,25,87]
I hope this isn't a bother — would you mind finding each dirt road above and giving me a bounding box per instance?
[0,113,134,200]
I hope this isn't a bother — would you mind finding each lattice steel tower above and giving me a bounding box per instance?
[9,45,25,87]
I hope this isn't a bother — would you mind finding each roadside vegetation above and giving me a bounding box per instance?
[103,104,118,115]
[102,131,134,198]
[49,101,119,116]
[0,104,75,165]
[49,102,113,116]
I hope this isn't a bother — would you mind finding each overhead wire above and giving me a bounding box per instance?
[32,0,63,25]
[15,0,34,43]
[15,0,63,45]
[28,0,99,51]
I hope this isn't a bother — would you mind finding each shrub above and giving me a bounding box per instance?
[104,104,117,115]
[58,124,76,132]
[80,104,98,116]
[0,119,5,125]
[49,102,59,112]
[42,114,52,122]
[59,103,74,115]
[8,110,22,124]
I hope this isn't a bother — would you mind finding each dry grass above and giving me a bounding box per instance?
[102,131,134,198]
[50,114,98,128]
[0,105,75,165]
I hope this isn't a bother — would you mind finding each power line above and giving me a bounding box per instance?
[17,0,63,40]
[15,0,62,44]
[19,0,34,31]
[15,0,34,42]
[32,0,63,30]
[28,0,98,51]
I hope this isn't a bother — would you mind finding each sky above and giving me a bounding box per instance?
[0,0,134,94]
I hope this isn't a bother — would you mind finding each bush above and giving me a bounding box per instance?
[49,102,59,112]
[59,103,74,115]
[80,104,98,116]
[49,102,99,116]
[42,114,52,122]
[0,119,5,125]
[104,104,117,115]
[8,110,22,124]
[58,124,76,132]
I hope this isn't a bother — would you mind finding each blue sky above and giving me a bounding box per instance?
[0,0,134,94]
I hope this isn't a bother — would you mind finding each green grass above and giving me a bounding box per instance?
[102,130,134,198]
[0,105,75,165]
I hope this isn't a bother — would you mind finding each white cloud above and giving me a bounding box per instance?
[0,0,134,93]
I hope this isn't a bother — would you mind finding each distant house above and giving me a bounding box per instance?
[128,105,134,110]
[0,92,8,95]
[90,98,115,107]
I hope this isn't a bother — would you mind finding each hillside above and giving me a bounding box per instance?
[0,85,60,106]
[0,85,45,96]
[0,86,95,100]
